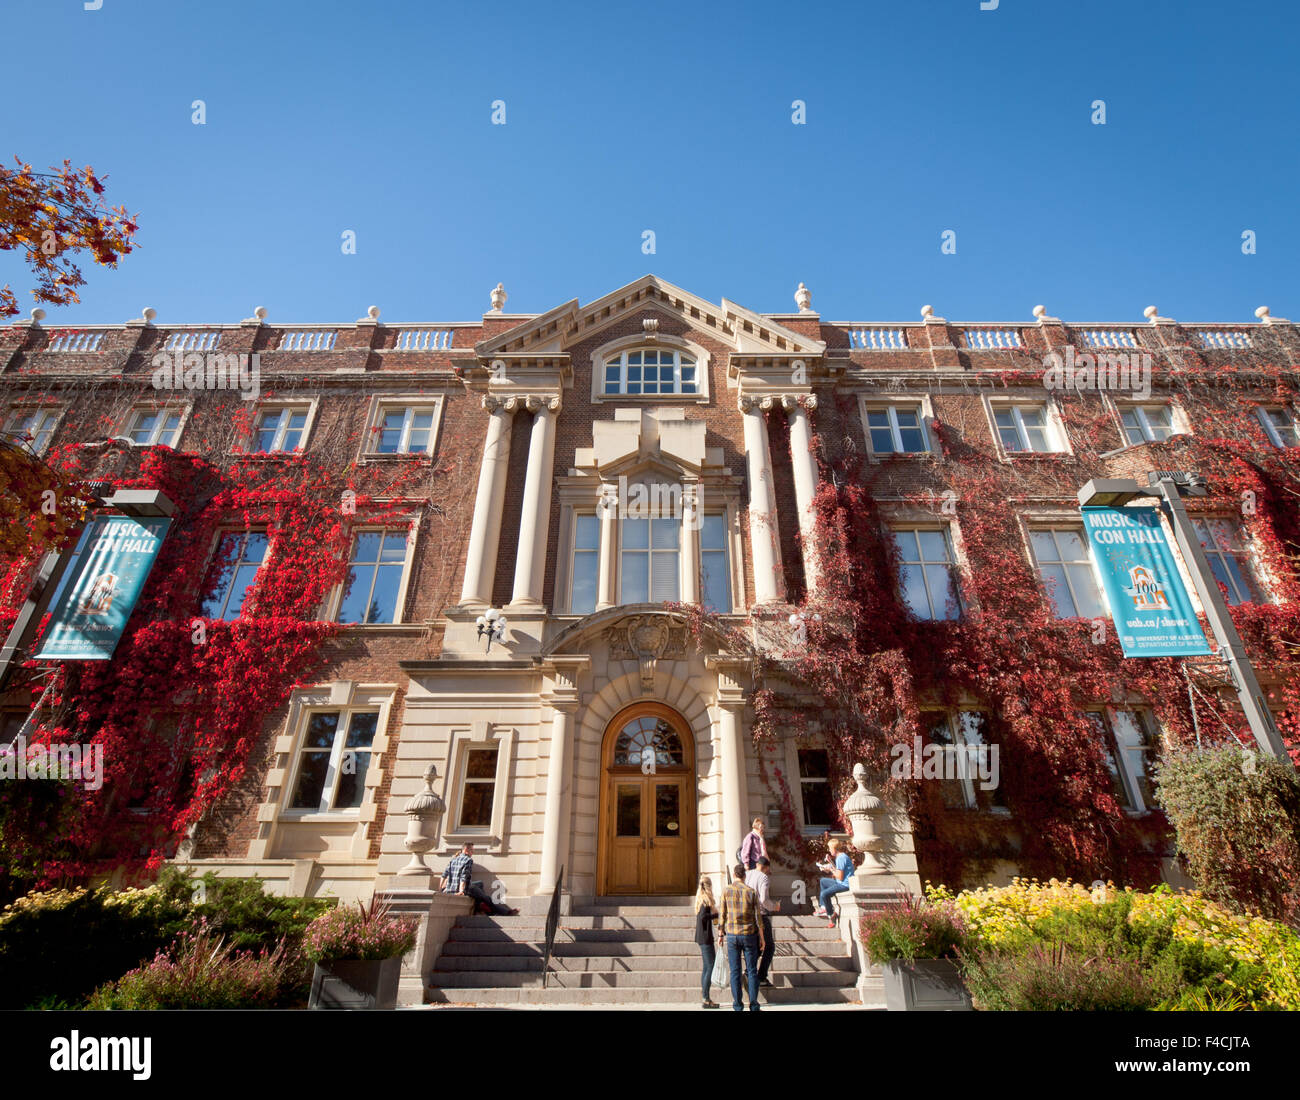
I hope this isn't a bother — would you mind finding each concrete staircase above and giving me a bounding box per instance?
[427,895,861,1006]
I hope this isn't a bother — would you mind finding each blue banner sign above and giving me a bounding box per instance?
[34,515,171,661]
[1081,505,1212,657]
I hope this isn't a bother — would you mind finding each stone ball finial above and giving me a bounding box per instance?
[142,307,157,324]
[367,305,380,321]
[254,306,267,322]
[490,282,507,311]
[794,282,812,312]
[1255,305,1271,320]
[1032,304,1046,319]
[30,308,45,325]
[1143,305,1158,320]
[920,304,934,319]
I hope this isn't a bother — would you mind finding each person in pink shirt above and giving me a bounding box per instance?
[739,817,767,870]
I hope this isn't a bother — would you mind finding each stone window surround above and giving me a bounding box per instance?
[858,393,938,462]
[554,477,744,616]
[357,392,446,461]
[1105,395,1190,447]
[118,400,194,449]
[4,401,66,456]
[588,332,712,404]
[318,510,423,626]
[439,719,515,855]
[242,396,321,455]
[981,392,1072,459]
[256,681,396,861]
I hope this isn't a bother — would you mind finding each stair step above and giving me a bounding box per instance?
[441,939,849,959]
[429,969,857,990]
[426,986,864,1006]
[435,954,856,973]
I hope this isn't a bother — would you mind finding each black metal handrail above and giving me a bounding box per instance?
[540,865,564,989]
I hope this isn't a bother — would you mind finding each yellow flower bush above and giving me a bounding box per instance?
[926,878,1300,1010]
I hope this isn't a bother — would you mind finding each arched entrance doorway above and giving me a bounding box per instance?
[597,702,697,896]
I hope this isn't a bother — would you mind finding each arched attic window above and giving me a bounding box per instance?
[602,348,698,396]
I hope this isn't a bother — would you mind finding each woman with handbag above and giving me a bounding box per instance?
[694,875,721,1009]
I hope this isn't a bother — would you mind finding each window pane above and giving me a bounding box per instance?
[466,747,497,779]
[899,424,927,452]
[701,549,729,611]
[379,532,408,561]
[925,565,960,619]
[1030,530,1061,562]
[459,782,494,828]
[615,784,641,837]
[571,550,598,614]
[871,426,896,452]
[623,518,649,550]
[655,784,680,837]
[650,550,679,602]
[575,513,600,551]
[352,532,383,563]
[900,564,932,618]
[223,563,261,619]
[1040,563,1077,617]
[701,513,725,552]
[895,530,921,563]
[917,530,949,562]
[291,752,331,808]
[364,563,403,623]
[337,566,373,623]
[1066,563,1105,618]
[1112,711,1155,808]
[378,411,405,453]
[650,517,678,549]
[1055,530,1088,560]
[344,712,378,750]
[622,553,649,603]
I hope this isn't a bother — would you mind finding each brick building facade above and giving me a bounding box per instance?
[4,276,1298,909]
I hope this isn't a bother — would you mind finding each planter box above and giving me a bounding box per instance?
[881,958,972,1011]
[310,957,403,1010]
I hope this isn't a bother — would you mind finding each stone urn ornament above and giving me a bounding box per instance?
[842,762,886,868]
[399,764,446,875]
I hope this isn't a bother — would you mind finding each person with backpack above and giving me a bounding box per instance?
[738,817,767,870]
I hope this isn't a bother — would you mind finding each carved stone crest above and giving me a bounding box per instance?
[605,614,689,694]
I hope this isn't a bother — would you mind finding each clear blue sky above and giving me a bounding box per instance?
[2,0,1297,325]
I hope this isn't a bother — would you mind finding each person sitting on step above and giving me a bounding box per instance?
[439,842,518,916]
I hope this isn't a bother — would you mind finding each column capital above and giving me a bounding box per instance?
[525,393,561,414]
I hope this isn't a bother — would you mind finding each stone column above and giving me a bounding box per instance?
[783,395,820,591]
[459,396,515,606]
[595,482,617,610]
[711,661,748,883]
[510,395,559,608]
[740,396,783,605]
[536,702,576,897]
[680,481,701,604]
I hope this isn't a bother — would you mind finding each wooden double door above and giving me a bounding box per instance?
[598,703,697,896]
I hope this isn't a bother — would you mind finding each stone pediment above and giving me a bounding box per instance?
[586,408,707,476]
[474,275,825,361]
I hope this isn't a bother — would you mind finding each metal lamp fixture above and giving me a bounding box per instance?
[475,607,509,652]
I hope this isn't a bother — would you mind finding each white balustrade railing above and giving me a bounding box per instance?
[164,330,223,352]
[847,327,908,350]
[393,328,455,351]
[1197,330,1252,349]
[46,331,105,352]
[278,330,338,351]
[1080,329,1138,348]
[962,328,1022,349]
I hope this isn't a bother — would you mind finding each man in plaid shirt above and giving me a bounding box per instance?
[717,863,766,1011]
[440,842,517,916]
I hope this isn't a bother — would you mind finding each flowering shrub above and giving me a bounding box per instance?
[1154,745,1300,925]
[302,896,417,963]
[87,928,292,1010]
[930,878,1300,1010]
[859,892,968,963]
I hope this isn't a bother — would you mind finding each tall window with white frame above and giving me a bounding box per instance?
[457,745,499,831]
[994,405,1056,453]
[202,530,269,620]
[1030,527,1106,618]
[621,516,680,603]
[127,408,183,447]
[797,748,836,830]
[603,349,697,396]
[289,709,378,812]
[866,406,928,454]
[924,710,1003,811]
[569,513,600,615]
[1260,408,1300,448]
[1083,709,1157,813]
[373,406,436,455]
[1119,404,1176,445]
[1192,518,1264,605]
[337,531,407,624]
[699,513,730,611]
[254,408,308,453]
[5,409,59,455]
[894,527,962,620]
